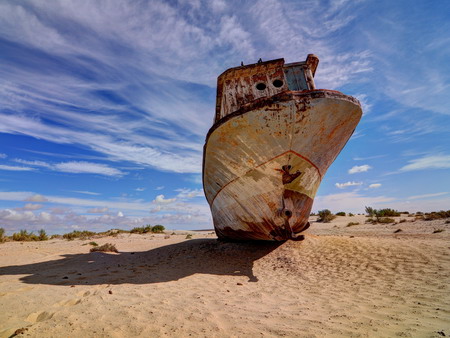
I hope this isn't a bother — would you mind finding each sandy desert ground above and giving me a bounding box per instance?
[1,215,449,337]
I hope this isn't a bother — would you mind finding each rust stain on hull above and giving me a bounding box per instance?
[203,55,362,241]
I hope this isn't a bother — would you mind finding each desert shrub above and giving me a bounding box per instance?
[424,210,450,221]
[317,209,336,223]
[365,206,375,217]
[152,225,165,233]
[185,234,193,239]
[378,217,395,224]
[38,229,48,241]
[349,213,354,217]
[89,241,98,246]
[347,222,359,227]
[366,218,375,223]
[90,243,118,253]
[50,234,62,239]
[433,229,444,234]
[375,208,400,217]
[310,212,316,216]
[0,228,4,242]
[365,207,400,222]
[130,225,153,234]
[63,230,96,240]
[12,230,39,241]
[416,211,423,215]
[399,219,407,223]
[446,220,450,224]
[394,229,402,233]
[130,226,145,234]
[336,212,346,216]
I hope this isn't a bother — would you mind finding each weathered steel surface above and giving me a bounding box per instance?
[203,56,362,241]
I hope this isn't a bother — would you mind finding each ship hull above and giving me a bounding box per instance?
[203,90,362,241]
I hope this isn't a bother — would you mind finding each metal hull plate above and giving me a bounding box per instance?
[203,90,362,241]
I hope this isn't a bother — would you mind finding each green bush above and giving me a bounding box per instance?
[130,226,145,234]
[348,213,354,217]
[38,229,48,241]
[0,228,4,242]
[336,212,346,216]
[365,206,375,217]
[317,209,336,223]
[63,230,96,240]
[152,225,165,233]
[12,230,38,241]
[347,222,359,227]
[365,207,400,222]
[89,241,98,247]
[130,225,154,234]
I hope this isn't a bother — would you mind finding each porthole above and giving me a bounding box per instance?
[256,83,266,90]
[273,79,284,88]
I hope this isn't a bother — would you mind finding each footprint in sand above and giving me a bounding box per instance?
[26,311,54,323]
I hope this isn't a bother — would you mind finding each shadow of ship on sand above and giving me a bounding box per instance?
[0,239,283,285]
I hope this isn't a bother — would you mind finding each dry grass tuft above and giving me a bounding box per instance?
[90,243,118,253]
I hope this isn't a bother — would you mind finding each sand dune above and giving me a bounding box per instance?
[1,216,449,337]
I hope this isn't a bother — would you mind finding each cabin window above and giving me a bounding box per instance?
[256,83,266,91]
[272,79,284,88]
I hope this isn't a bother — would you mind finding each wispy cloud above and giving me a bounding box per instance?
[399,154,450,172]
[0,164,35,171]
[54,161,124,177]
[408,192,448,200]
[71,190,101,196]
[348,164,371,174]
[0,153,7,158]
[24,194,48,202]
[313,191,395,213]
[175,188,204,199]
[87,207,109,213]
[335,181,362,189]
[368,183,381,189]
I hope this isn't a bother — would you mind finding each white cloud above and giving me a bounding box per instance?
[155,186,165,190]
[54,161,124,177]
[0,164,35,171]
[335,181,362,189]
[117,211,124,217]
[87,207,109,213]
[0,153,7,158]
[22,203,43,210]
[368,183,381,189]
[313,191,394,213]
[13,159,52,168]
[400,154,450,172]
[153,194,176,204]
[135,187,146,192]
[408,192,448,200]
[25,194,48,202]
[175,188,204,199]
[71,190,101,196]
[348,164,372,174]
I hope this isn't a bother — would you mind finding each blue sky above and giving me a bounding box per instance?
[1,0,449,234]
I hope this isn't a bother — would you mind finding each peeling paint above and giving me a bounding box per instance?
[203,55,362,241]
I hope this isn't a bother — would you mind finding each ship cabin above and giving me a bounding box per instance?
[215,54,319,123]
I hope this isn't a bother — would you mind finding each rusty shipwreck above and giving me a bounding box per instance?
[202,55,362,241]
